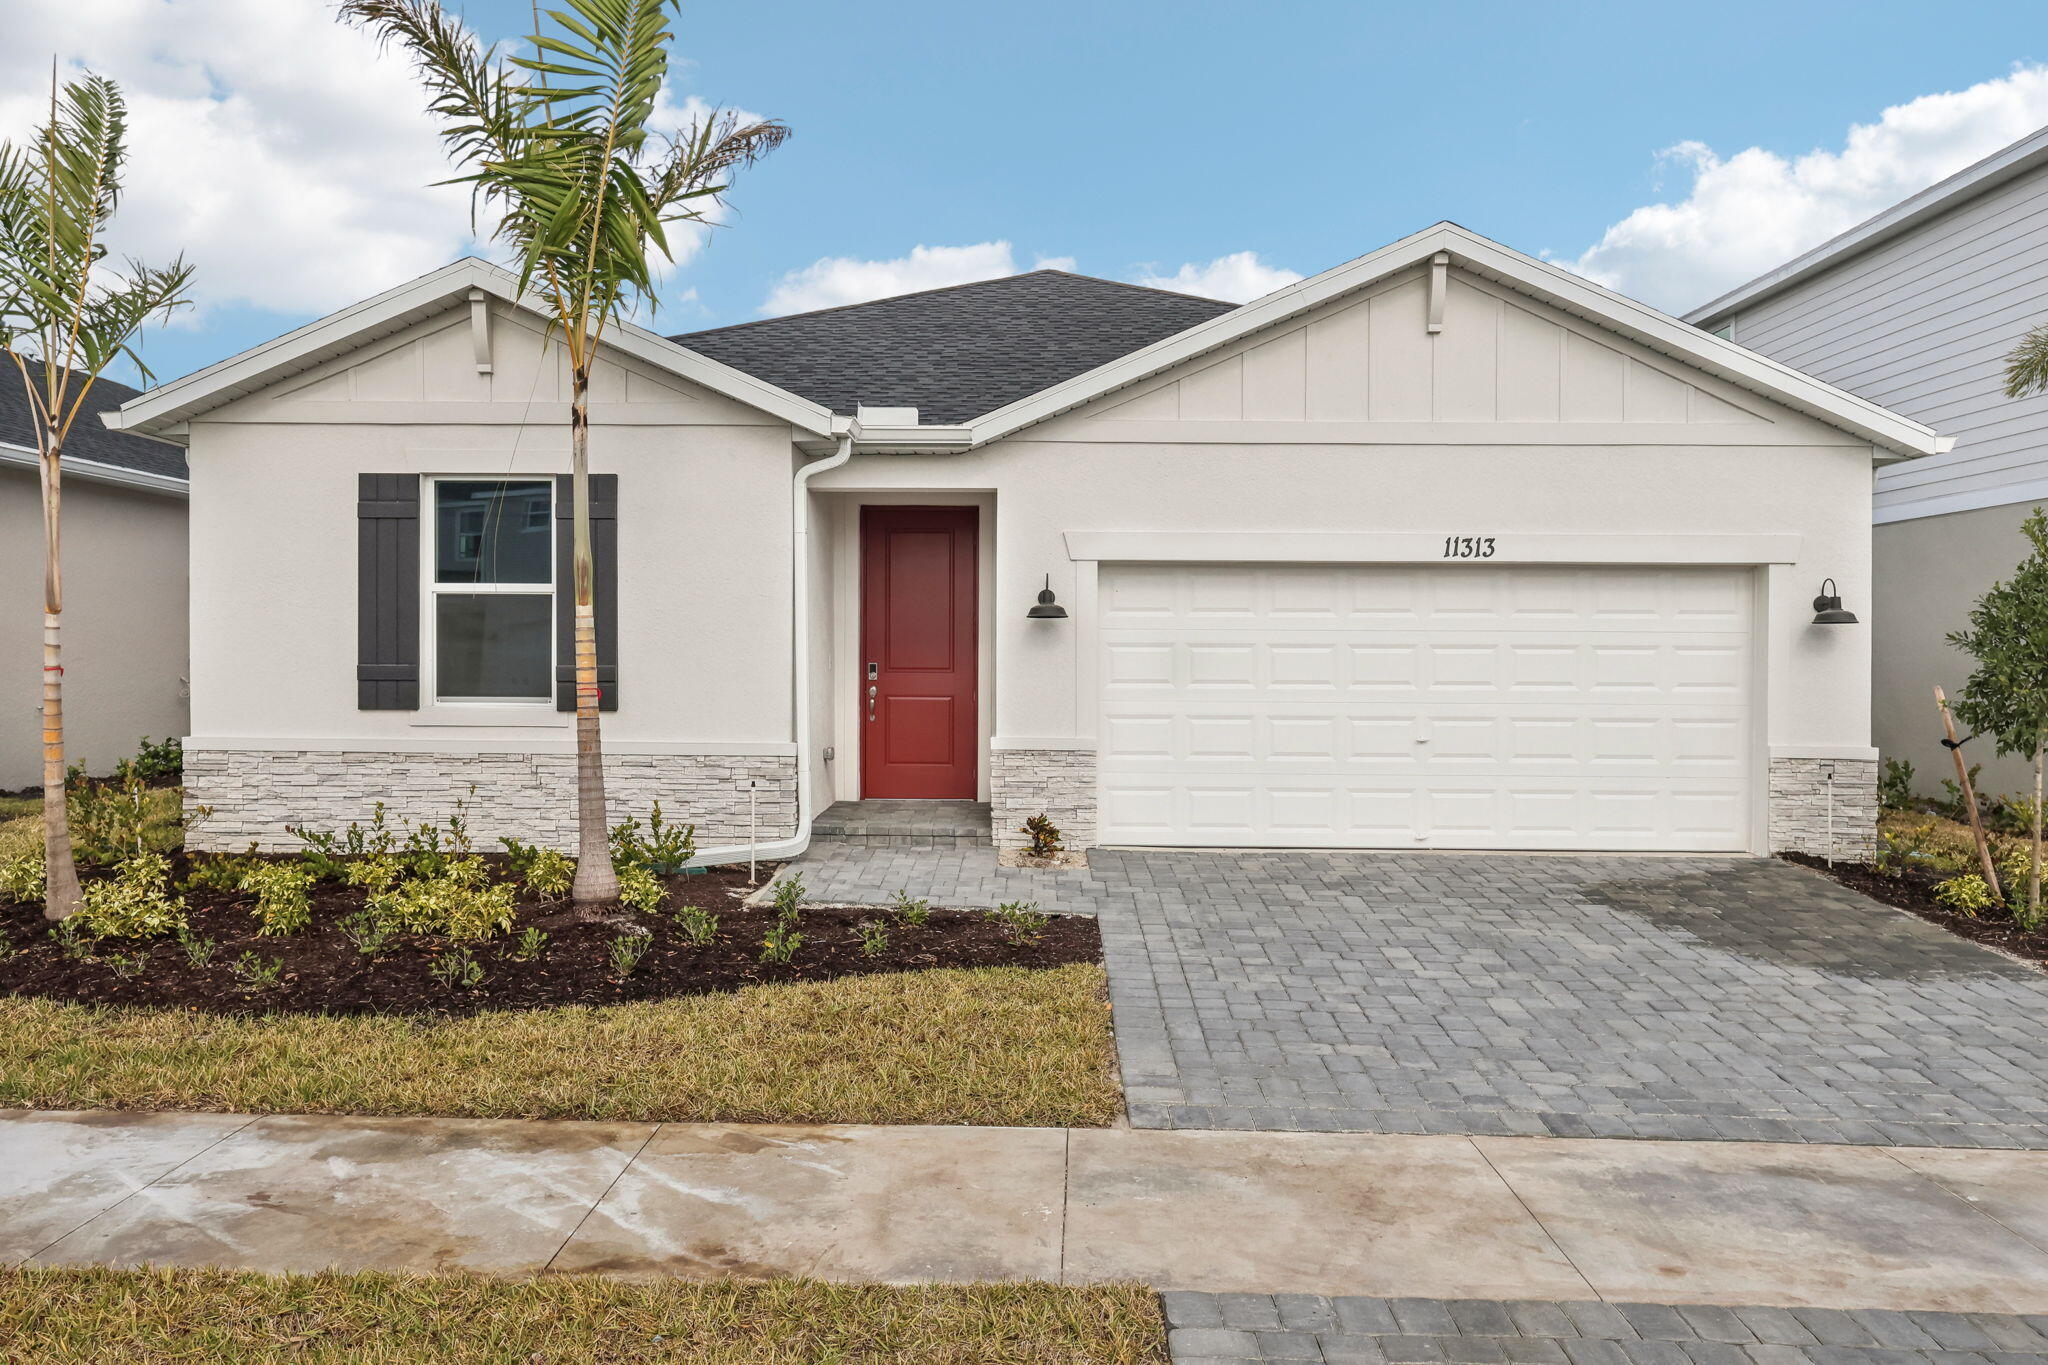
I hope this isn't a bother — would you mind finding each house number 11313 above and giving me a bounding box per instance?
[1442,536,1497,559]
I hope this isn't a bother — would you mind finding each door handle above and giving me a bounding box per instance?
[867,684,877,721]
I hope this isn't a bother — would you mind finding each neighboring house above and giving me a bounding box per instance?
[0,373,189,791]
[106,222,1944,859]
[1688,127,2048,800]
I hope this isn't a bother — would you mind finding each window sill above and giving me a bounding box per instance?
[409,704,569,729]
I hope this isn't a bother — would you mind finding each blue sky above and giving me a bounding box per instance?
[7,0,2048,388]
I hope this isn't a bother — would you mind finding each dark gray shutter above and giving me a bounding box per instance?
[555,473,618,711]
[357,473,421,710]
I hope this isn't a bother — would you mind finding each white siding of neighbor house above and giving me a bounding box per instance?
[0,467,188,788]
[184,302,798,756]
[1716,158,2048,523]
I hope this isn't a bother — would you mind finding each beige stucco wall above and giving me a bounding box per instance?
[1873,499,2044,800]
[185,303,798,760]
[0,465,188,789]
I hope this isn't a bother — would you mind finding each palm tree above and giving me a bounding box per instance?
[2006,324,2048,398]
[342,0,788,909]
[0,71,193,921]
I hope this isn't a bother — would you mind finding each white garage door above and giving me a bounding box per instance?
[1096,563,1756,852]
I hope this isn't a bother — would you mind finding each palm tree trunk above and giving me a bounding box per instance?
[567,360,618,910]
[40,437,82,920]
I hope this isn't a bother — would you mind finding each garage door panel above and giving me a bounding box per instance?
[1098,563,1754,852]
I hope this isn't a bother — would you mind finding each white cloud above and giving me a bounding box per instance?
[0,2,762,332]
[761,241,1070,315]
[1133,251,1303,302]
[1566,64,2048,313]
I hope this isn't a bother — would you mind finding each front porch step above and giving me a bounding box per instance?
[812,800,991,848]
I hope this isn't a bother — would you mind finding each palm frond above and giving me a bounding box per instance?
[2008,322,2048,399]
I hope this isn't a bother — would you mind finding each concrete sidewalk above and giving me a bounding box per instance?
[9,1109,2048,1312]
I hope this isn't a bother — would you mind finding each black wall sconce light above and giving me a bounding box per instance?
[1811,578,1858,625]
[1027,574,1068,619]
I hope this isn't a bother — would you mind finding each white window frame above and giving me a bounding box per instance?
[422,474,556,709]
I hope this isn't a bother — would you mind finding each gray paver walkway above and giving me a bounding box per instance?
[1092,850,2048,1146]
[784,841,2048,1146]
[1161,1294,2048,1365]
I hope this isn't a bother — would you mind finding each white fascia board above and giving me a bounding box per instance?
[956,222,1949,462]
[0,440,187,498]
[1685,126,2048,328]
[848,424,971,455]
[106,258,836,441]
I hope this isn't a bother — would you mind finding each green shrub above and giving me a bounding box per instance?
[525,847,575,900]
[607,931,651,979]
[989,900,1050,946]
[74,853,188,940]
[1934,873,2000,917]
[114,735,182,785]
[344,855,405,895]
[241,863,315,936]
[365,859,515,942]
[68,776,183,866]
[430,947,485,990]
[858,919,888,957]
[180,848,264,894]
[888,888,931,927]
[0,849,45,905]
[1878,757,1916,812]
[760,921,801,964]
[506,926,549,962]
[672,904,717,945]
[618,862,667,914]
[289,804,397,879]
[610,802,697,872]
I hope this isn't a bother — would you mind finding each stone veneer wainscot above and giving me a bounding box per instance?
[1768,756,1879,859]
[988,746,1098,852]
[185,748,797,852]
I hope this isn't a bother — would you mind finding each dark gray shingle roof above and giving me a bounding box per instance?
[672,270,1238,425]
[0,370,187,480]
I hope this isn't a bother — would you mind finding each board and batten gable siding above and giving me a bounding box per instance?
[184,300,798,754]
[1714,156,2048,523]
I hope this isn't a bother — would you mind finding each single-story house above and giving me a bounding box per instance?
[2,373,189,790]
[1687,125,2048,802]
[105,222,1945,859]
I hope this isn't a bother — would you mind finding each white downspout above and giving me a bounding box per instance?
[685,417,856,869]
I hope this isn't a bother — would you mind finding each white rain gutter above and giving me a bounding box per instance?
[684,416,856,868]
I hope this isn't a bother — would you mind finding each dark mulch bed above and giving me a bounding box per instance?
[1782,851,2048,970]
[0,860,1098,1018]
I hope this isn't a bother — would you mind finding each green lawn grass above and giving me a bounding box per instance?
[0,1267,1166,1364]
[0,963,1121,1127]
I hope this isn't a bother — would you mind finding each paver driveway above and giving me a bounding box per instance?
[1087,850,2048,1146]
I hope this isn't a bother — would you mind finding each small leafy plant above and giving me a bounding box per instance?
[857,919,888,957]
[51,919,93,962]
[506,926,550,962]
[771,873,805,920]
[1878,757,1916,813]
[759,920,802,965]
[989,899,1050,946]
[618,862,667,915]
[226,951,283,990]
[526,847,576,900]
[338,910,390,958]
[104,949,149,980]
[607,930,651,979]
[241,863,315,936]
[114,735,183,786]
[175,929,217,968]
[672,904,717,945]
[75,853,188,939]
[1934,873,2000,917]
[178,847,264,894]
[610,802,698,873]
[430,947,485,990]
[364,859,515,942]
[0,849,46,905]
[1022,813,1064,857]
[888,888,931,928]
[288,803,398,880]
[344,855,405,896]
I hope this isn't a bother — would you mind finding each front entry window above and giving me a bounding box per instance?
[429,478,552,702]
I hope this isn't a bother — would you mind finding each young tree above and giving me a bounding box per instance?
[342,0,788,910]
[1948,508,2048,928]
[0,72,193,920]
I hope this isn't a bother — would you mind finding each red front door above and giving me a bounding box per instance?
[860,506,978,798]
